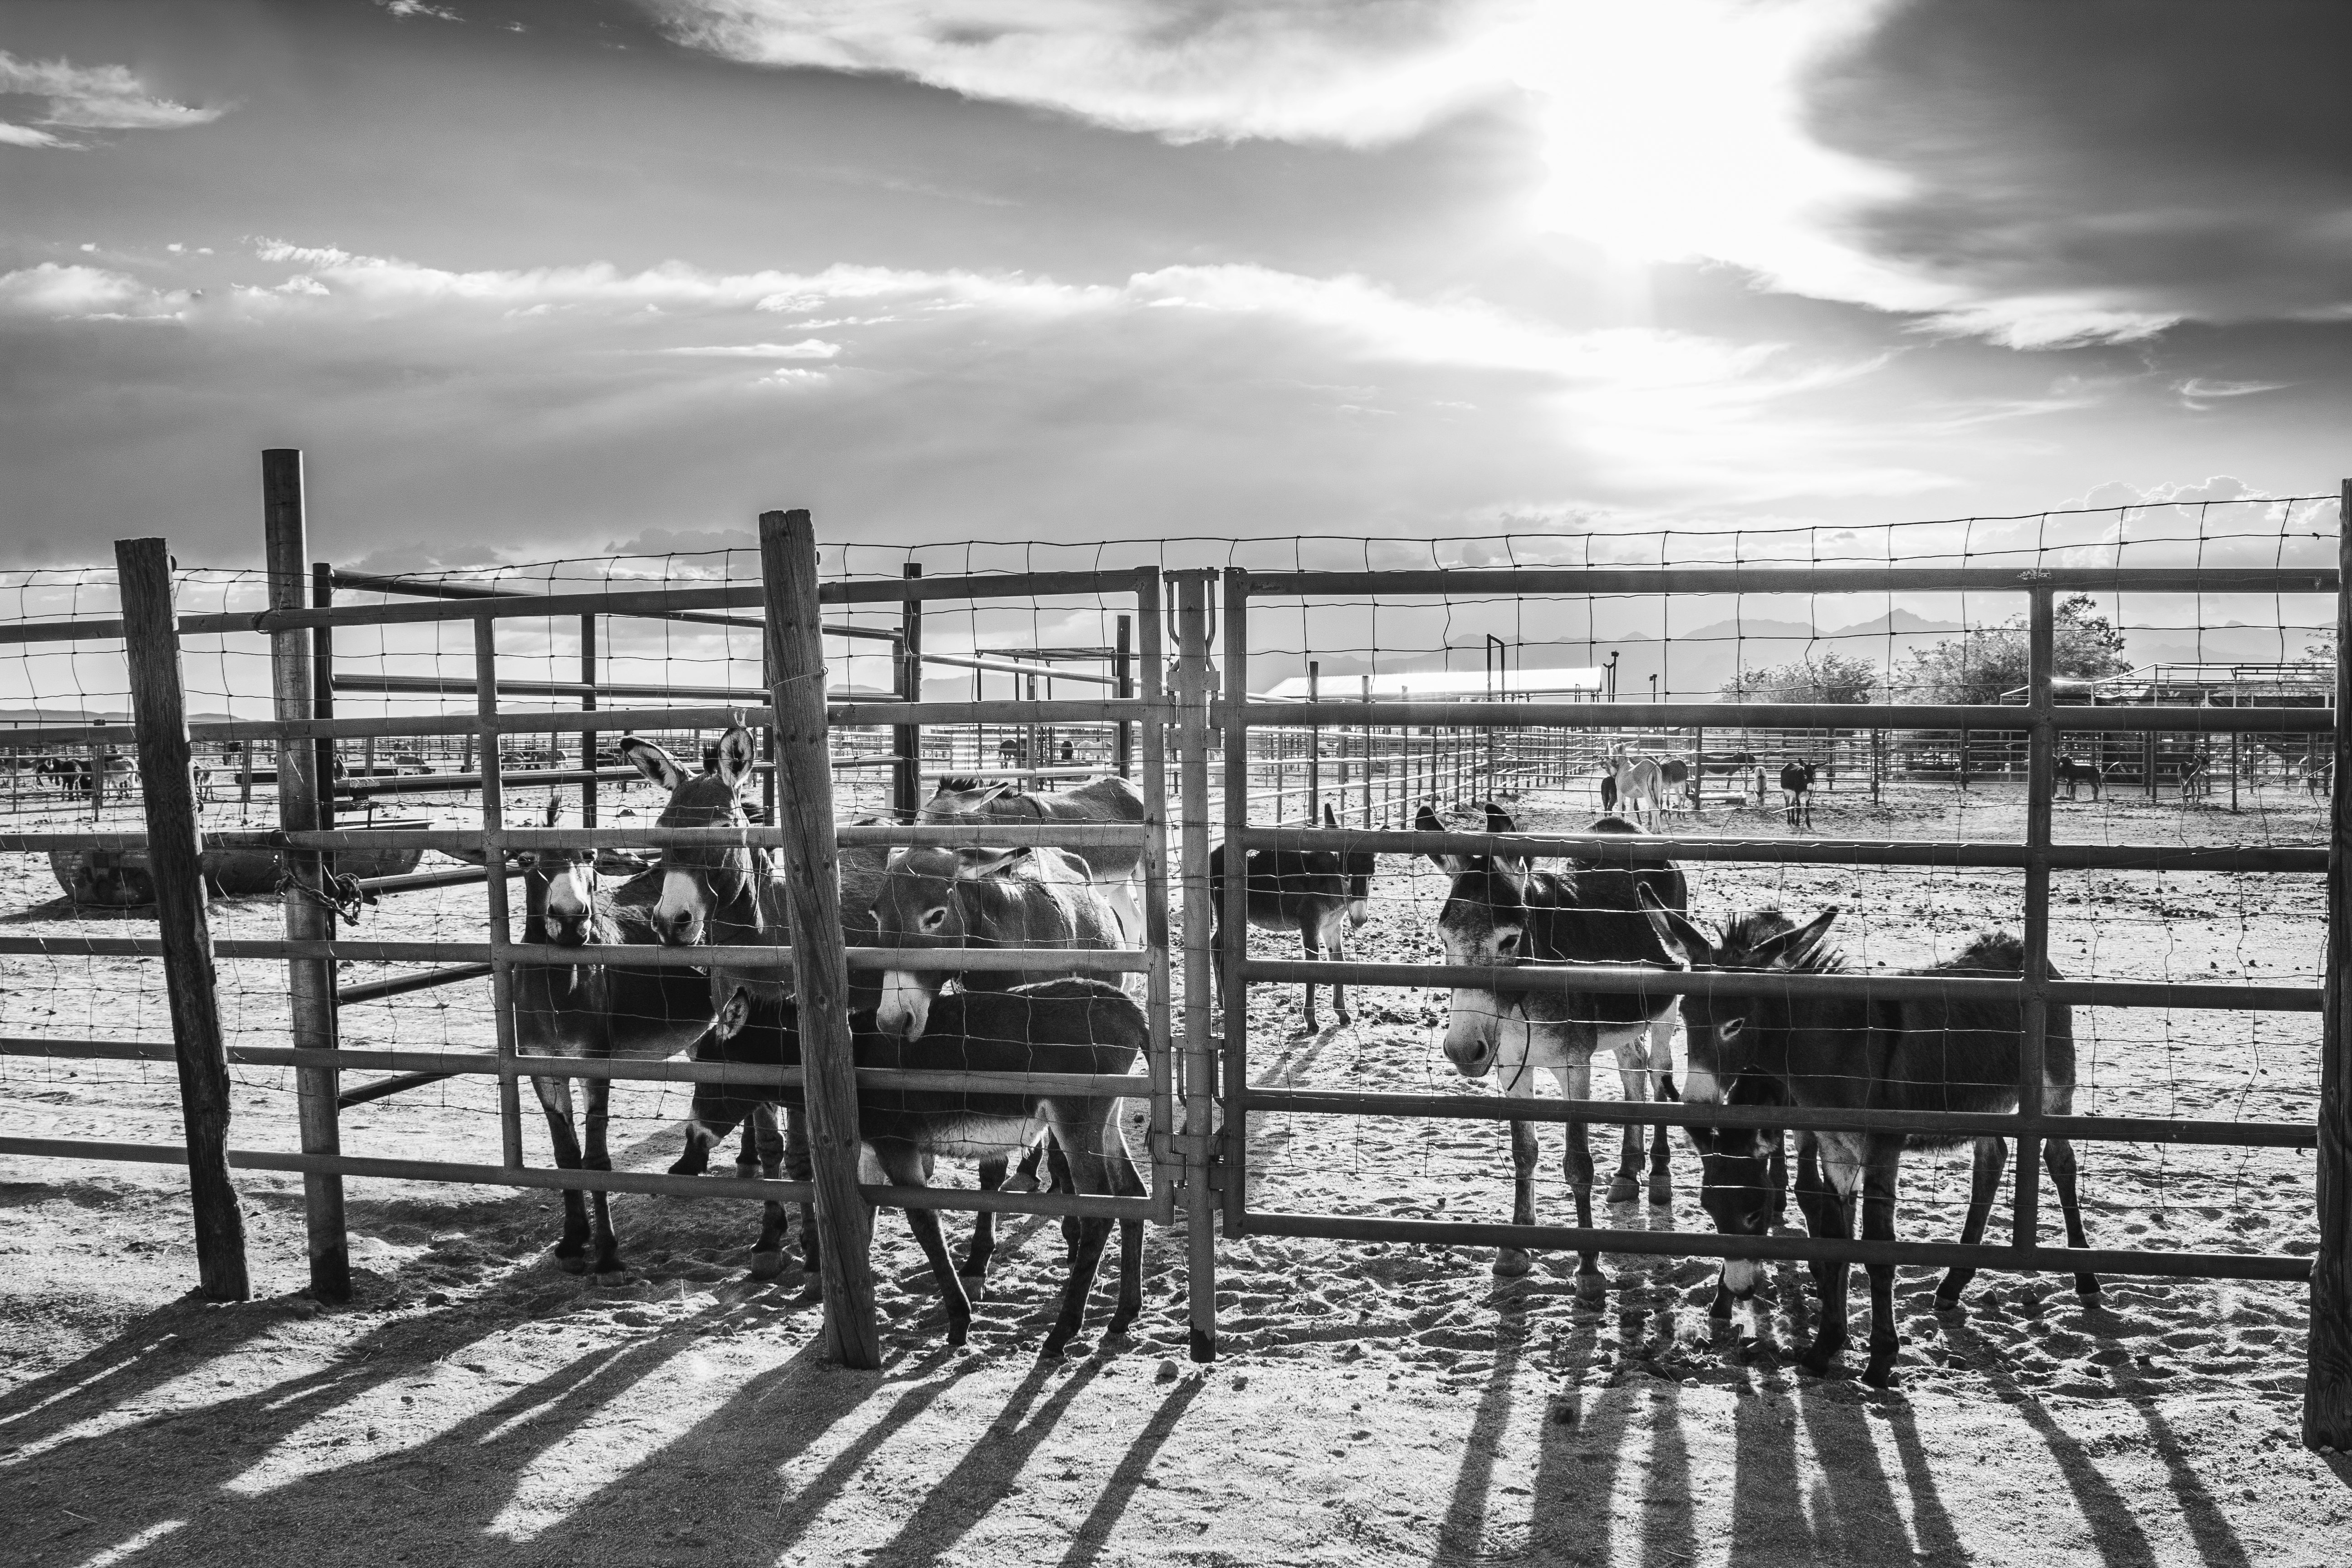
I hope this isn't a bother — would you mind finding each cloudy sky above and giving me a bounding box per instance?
[3,0,2348,574]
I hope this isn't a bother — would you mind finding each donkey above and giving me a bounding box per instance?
[673,979,1149,1355]
[510,827,718,1278]
[619,727,890,1274]
[871,843,1122,1041]
[2054,755,2106,801]
[1424,801,1686,1289]
[917,774,1148,941]
[1660,758,1692,813]
[1638,892,2099,1387]
[1607,750,1667,826]
[1209,800,1377,1031]
[1779,760,1818,828]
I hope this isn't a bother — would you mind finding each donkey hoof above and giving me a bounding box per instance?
[1862,1361,1899,1391]
[1932,1292,1963,1313]
[733,1161,759,1180]
[1574,1269,1609,1301]
[1003,1174,1040,1195]
[1798,1351,1840,1379]
[749,1250,784,1281]
[1606,1176,1641,1205]
[1492,1248,1534,1278]
[1647,1177,1673,1207]
[554,1253,588,1276]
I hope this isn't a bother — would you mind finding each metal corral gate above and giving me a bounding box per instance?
[5,458,2352,1445]
[0,451,1195,1372]
[1203,539,2352,1449]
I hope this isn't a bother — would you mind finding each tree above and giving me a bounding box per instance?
[1898,594,2131,705]
[1720,652,1880,704]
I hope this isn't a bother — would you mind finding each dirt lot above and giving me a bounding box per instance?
[3,772,2347,1566]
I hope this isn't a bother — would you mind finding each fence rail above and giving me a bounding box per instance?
[2,458,2347,1441]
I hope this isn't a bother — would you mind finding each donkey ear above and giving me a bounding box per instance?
[543,795,562,828]
[712,726,758,792]
[1637,884,1710,967]
[955,846,1025,880]
[1414,801,1462,874]
[1322,800,1338,830]
[716,986,752,1041]
[618,736,686,792]
[1757,906,1840,970]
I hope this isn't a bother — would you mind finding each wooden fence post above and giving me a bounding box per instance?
[2306,477,2352,1449]
[1173,570,1220,1362]
[894,563,923,819]
[1115,613,1134,780]
[759,508,881,1369]
[116,536,250,1302]
[263,449,349,1302]
[580,612,599,827]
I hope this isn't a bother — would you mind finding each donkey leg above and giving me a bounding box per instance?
[2044,1137,2102,1298]
[1645,1013,1676,1205]
[959,1156,1007,1287]
[1326,922,1352,1027]
[1555,1063,1604,1294]
[737,1102,781,1180]
[1008,1123,1047,1194]
[877,1141,973,1347]
[783,1107,818,1280]
[1857,1147,1903,1388]
[1040,1117,1127,1357]
[528,1073,592,1271]
[1298,926,1320,1034]
[581,1076,624,1279]
[1768,1132,1792,1227]
[1494,1118,1539,1278]
[1798,1147,1855,1377]
[1935,1136,2008,1309]
[1607,1052,1645,1205]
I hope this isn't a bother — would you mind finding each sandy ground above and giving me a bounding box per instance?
[2,769,2346,1566]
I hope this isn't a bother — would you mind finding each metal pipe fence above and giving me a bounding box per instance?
[0,461,2347,1437]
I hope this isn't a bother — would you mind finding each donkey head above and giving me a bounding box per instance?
[871,844,1024,1039]
[1325,801,1375,928]
[514,796,599,946]
[1425,801,1534,1078]
[622,726,761,947]
[918,776,1018,822]
[1637,890,1838,1295]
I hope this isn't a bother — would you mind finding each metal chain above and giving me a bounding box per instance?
[275,867,377,927]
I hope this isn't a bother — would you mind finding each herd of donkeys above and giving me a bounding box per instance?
[505,725,2089,1382]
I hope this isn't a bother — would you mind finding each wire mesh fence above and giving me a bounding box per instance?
[0,477,2343,1406]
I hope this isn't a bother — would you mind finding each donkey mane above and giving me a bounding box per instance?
[1716,908,1847,974]
[1940,931,2028,974]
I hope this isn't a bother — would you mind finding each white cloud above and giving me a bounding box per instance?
[659,339,842,358]
[646,0,1514,145]
[0,263,188,319]
[0,50,226,143]
[642,1,2259,349]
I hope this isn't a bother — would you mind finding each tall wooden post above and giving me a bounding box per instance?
[477,617,524,1168]
[1306,660,1320,824]
[117,537,250,1301]
[759,509,881,1369]
[1114,613,1134,779]
[580,613,598,827]
[263,449,348,1302]
[311,564,336,836]
[1174,569,1220,1362]
[2012,587,2054,1246]
[894,563,923,819]
[2306,478,2352,1449]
